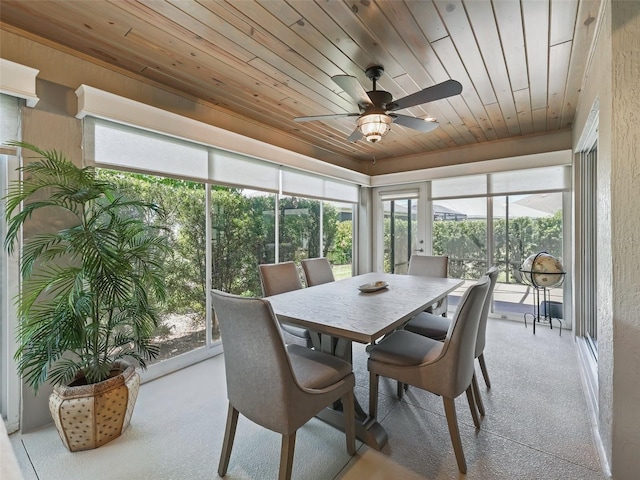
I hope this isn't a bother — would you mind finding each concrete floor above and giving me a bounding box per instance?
[9,318,605,480]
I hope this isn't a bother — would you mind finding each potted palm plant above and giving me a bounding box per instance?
[3,141,170,451]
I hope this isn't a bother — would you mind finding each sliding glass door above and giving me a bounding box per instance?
[374,185,427,274]
[383,198,417,274]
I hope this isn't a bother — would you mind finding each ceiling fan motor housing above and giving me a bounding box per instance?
[366,90,393,111]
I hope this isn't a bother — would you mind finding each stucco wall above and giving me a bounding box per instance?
[610,1,640,477]
[574,0,615,466]
[572,0,640,477]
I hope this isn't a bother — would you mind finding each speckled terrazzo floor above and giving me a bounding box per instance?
[9,319,605,480]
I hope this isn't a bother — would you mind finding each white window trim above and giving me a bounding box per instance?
[0,59,39,107]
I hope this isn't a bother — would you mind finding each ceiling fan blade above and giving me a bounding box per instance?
[347,127,363,143]
[294,113,359,122]
[390,114,440,133]
[387,79,463,111]
[332,75,372,108]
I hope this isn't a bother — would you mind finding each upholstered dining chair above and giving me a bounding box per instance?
[407,254,449,316]
[403,266,499,415]
[259,262,314,348]
[367,276,490,474]
[301,257,335,287]
[211,289,356,480]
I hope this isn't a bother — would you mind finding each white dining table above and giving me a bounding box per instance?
[266,272,464,450]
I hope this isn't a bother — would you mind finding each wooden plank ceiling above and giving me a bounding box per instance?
[0,0,601,166]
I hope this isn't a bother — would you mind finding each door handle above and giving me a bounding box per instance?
[414,248,424,253]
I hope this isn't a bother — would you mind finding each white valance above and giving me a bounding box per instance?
[0,59,39,107]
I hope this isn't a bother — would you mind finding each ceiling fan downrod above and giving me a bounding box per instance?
[365,65,385,91]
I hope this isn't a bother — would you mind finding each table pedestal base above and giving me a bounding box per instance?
[316,408,388,450]
[310,333,388,449]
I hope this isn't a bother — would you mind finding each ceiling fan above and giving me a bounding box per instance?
[294,66,462,144]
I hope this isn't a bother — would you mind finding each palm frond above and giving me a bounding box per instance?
[4,142,170,390]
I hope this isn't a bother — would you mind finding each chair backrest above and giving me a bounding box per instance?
[408,255,449,315]
[259,261,303,297]
[211,289,296,433]
[475,266,499,357]
[437,276,490,398]
[301,257,335,287]
[408,255,448,278]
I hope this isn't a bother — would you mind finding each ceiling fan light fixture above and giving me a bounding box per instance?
[357,113,392,143]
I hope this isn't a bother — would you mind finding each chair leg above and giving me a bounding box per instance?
[443,397,467,474]
[218,403,239,477]
[369,371,379,419]
[342,391,356,455]
[478,353,491,389]
[397,381,404,399]
[465,385,481,429]
[279,432,296,480]
[472,372,485,416]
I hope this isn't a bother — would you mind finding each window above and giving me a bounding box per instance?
[323,201,354,279]
[211,187,276,296]
[579,147,598,356]
[83,117,358,375]
[1,153,17,425]
[491,193,564,317]
[277,196,354,279]
[431,167,569,318]
[96,171,209,363]
[433,197,488,280]
[279,195,321,263]
[210,187,277,340]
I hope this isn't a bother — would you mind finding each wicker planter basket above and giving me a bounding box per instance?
[48,360,140,452]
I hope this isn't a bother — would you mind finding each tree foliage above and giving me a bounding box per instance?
[329,220,353,264]
[433,212,563,280]
[381,209,563,280]
[95,172,352,323]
